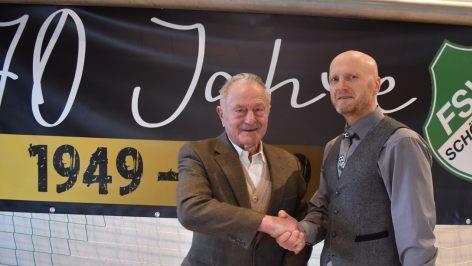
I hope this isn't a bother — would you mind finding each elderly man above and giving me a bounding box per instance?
[278,51,437,266]
[177,73,309,266]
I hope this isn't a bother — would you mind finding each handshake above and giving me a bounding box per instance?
[258,210,306,254]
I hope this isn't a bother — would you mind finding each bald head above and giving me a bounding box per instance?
[328,50,381,125]
[330,50,379,78]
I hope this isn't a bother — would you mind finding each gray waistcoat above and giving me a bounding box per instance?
[321,117,404,266]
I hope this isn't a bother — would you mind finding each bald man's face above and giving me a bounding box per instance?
[328,52,380,123]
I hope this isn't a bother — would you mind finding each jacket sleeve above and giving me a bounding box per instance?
[176,142,265,249]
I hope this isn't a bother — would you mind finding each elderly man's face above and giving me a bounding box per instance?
[217,80,270,154]
[328,52,380,124]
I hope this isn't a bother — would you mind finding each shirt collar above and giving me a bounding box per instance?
[229,139,266,163]
[348,107,384,140]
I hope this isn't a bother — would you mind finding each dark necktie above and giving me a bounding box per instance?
[337,129,353,177]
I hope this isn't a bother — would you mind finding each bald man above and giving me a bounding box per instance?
[277,51,437,265]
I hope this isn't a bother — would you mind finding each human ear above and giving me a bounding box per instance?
[216,106,225,126]
[373,76,381,95]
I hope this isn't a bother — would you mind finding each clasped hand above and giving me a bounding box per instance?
[262,210,306,254]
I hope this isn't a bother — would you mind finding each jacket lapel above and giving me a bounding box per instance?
[264,144,289,216]
[214,134,251,209]
[253,144,290,246]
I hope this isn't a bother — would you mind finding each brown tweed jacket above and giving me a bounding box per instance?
[177,133,310,266]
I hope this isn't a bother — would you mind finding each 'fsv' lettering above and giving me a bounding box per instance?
[436,81,472,135]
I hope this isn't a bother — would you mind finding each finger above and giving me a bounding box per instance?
[276,231,291,244]
[297,222,305,233]
[288,230,300,243]
[278,210,288,218]
[299,232,305,242]
[284,230,300,250]
[294,240,306,254]
[293,232,306,254]
[276,232,291,249]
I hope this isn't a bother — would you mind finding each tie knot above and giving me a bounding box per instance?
[343,129,353,139]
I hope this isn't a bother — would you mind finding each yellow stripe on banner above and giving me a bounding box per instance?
[0,133,184,206]
[0,133,322,207]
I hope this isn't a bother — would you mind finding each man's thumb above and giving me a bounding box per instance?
[278,210,288,218]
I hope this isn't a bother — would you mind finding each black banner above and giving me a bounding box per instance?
[0,4,471,223]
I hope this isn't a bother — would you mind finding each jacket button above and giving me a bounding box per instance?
[331,232,337,238]
[252,195,258,203]
[334,209,339,214]
[335,191,340,197]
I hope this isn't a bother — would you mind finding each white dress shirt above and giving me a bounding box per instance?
[230,141,268,188]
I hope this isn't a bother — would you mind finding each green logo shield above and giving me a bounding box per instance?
[424,40,472,182]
